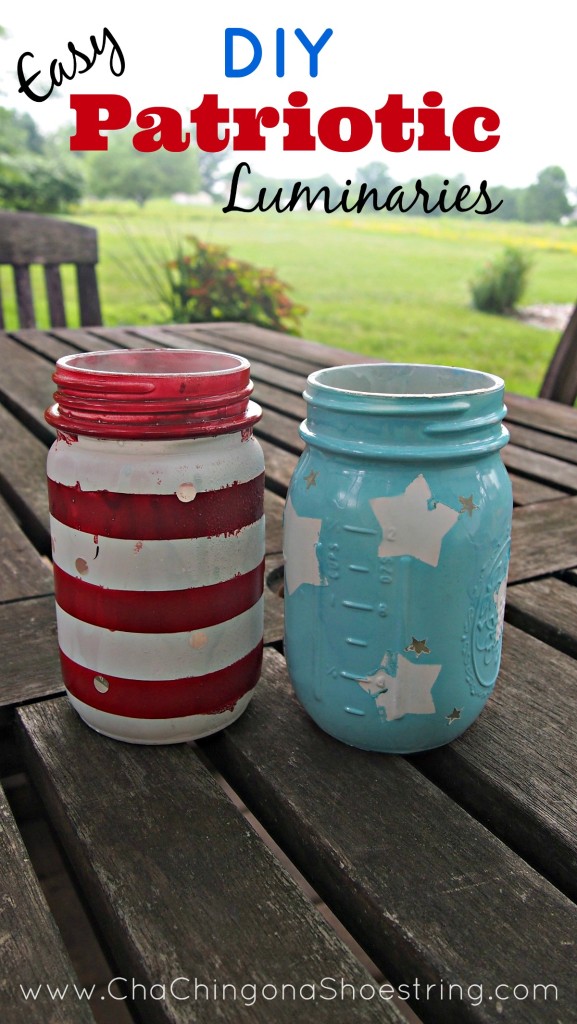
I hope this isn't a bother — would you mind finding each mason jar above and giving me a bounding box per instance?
[283,363,512,753]
[45,348,264,744]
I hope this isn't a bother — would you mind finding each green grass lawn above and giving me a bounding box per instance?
[5,200,577,396]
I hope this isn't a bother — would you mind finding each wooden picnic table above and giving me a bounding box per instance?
[1,321,576,1024]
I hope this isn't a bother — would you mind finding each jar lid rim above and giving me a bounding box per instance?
[55,348,251,379]
[307,362,504,399]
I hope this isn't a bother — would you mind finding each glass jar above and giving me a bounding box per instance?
[283,363,512,753]
[45,348,264,744]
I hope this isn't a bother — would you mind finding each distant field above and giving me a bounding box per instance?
[4,200,577,395]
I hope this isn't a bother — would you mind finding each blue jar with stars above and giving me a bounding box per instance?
[283,363,512,753]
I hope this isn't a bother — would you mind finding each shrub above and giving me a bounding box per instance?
[147,236,307,334]
[470,247,532,314]
[0,155,84,212]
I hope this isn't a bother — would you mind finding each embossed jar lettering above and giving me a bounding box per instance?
[283,363,512,753]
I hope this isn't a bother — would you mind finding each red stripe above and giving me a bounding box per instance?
[53,561,264,632]
[48,473,264,540]
[59,643,263,719]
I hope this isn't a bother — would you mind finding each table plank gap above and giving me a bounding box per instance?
[505,576,577,658]
[18,698,404,1024]
[411,620,577,903]
[0,493,53,601]
[509,494,577,582]
[0,782,97,1023]
[505,392,577,442]
[200,648,577,1024]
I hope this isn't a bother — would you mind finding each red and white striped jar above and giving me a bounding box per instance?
[45,348,264,744]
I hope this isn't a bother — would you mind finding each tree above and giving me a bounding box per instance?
[0,154,84,212]
[355,162,395,193]
[0,107,43,155]
[520,165,573,223]
[484,185,524,221]
[86,131,200,205]
[197,149,231,199]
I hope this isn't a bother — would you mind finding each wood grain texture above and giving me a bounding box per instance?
[509,495,577,581]
[0,404,51,553]
[503,444,577,493]
[201,648,577,1024]
[413,622,577,903]
[263,489,285,554]
[264,553,284,645]
[44,265,67,328]
[0,212,98,265]
[260,439,298,495]
[0,494,53,601]
[0,783,96,1023]
[508,471,566,506]
[163,322,370,371]
[10,327,83,363]
[508,420,577,468]
[0,595,61,708]
[505,391,577,441]
[13,266,35,329]
[0,333,56,443]
[0,214,101,328]
[18,697,403,1024]
[506,576,577,657]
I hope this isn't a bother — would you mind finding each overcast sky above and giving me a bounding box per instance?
[1,0,574,188]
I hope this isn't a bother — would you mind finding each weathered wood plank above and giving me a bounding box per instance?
[258,406,304,455]
[0,404,51,553]
[13,265,35,328]
[76,264,102,326]
[0,334,56,443]
[0,212,98,265]
[506,576,577,657]
[201,647,577,1023]
[44,265,67,327]
[18,697,403,1024]
[264,488,285,554]
[0,595,61,709]
[0,494,53,601]
[164,322,368,370]
[507,421,577,467]
[264,553,284,645]
[173,327,325,377]
[509,495,577,581]
[9,328,81,363]
[509,471,566,506]
[413,621,577,903]
[0,783,96,1023]
[505,391,577,441]
[260,439,298,495]
[46,327,121,351]
[503,444,577,493]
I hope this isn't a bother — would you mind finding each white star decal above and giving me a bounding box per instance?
[283,495,326,596]
[358,653,441,721]
[370,475,459,567]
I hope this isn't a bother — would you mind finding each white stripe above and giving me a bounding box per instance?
[51,515,265,591]
[56,597,263,680]
[66,690,254,743]
[47,432,264,493]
